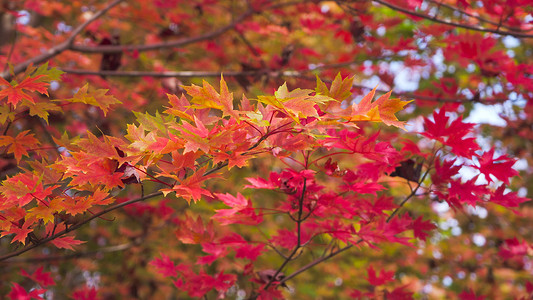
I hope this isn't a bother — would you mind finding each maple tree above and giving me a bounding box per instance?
[0,0,532,299]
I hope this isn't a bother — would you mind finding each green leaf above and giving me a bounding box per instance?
[32,62,64,81]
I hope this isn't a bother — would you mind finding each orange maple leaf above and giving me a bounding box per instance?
[50,235,85,250]
[0,75,49,107]
[0,130,40,163]
[161,166,218,203]
[0,221,33,245]
[349,87,412,130]
[183,76,240,120]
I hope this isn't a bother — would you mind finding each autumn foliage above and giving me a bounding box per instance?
[0,0,532,299]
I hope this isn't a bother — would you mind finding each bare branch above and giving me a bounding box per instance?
[69,9,255,54]
[60,68,268,77]
[5,242,134,264]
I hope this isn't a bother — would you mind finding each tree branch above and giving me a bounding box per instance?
[0,191,163,262]
[5,242,135,264]
[69,9,255,54]
[59,65,510,104]
[372,0,533,38]
[425,0,533,32]
[0,0,125,81]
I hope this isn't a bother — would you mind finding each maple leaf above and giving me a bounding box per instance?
[216,192,248,207]
[498,238,529,259]
[173,116,211,153]
[316,73,355,102]
[71,286,98,300]
[0,75,49,106]
[21,266,55,287]
[60,195,92,216]
[175,215,215,244]
[245,176,278,190]
[422,108,479,158]
[26,197,64,225]
[347,87,412,130]
[1,220,33,245]
[473,148,518,184]
[257,82,329,123]
[235,244,265,261]
[60,83,121,116]
[490,184,530,208]
[164,93,195,122]
[8,283,45,300]
[0,130,40,163]
[30,61,64,81]
[213,205,262,225]
[161,166,217,203]
[150,253,180,277]
[183,76,239,120]
[133,110,172,136]
[50,235,85,250]
[0,105,15,124]
[366,266,395,286]
[23,100,62,124]
[409,216,436,240]
[198,242,228,265]
[323,130,398,163]
[75,131,120,158]
[60,155,125,190]
[449,177,487,207]
[212,150,249,170]
[432,158,461,185]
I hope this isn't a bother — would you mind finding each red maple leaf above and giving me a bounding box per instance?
[474,148,518,184]
[432,158,461,185]
[175,215,215,244]
[490,184,530,208]
[50,235,85,250]
[212,193,263,225]
[21,266,55,287]
[409,216,436,240]
[498,238,530,259]
[1,221,32,245]
[0,75,49,106]
[0,130,40,163]
[8,282,45,300]
[150,253,182,277]
[422,108,479,158]
[449,177,487,207]
[71,286,98,300]
[235,244,265,261]
[366,266,395,286]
